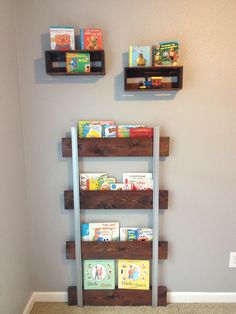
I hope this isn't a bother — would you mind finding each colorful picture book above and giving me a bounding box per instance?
[123,173,153,190]
[81,222,119,241]
[66,52,90,73]
[78,120,115,138]
[120,228,152,241]
[49,26,75,50]
[153,41,179,66]
[118,259,150,290]
[80,28,102,50]
[129,46,151,67]
[117,125,146,138]
[83,259,115,290]
[80,173,108,190]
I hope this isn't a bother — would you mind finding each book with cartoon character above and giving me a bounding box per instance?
[153,41,179,66]
[66,52,90,73]
[80,28,103,50]
[83,260,115,289]
[49,26,75,50]
[129,46,151,67]
[118,259,150,290]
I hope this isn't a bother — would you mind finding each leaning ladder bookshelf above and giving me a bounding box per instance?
[62,126,169,306]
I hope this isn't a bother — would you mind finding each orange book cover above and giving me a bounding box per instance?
[80,28,102,50]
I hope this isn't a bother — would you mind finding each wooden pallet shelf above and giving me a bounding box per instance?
[64,190,168,209]
[45,50,105,75]
[66,240,168,260]
[68,286,167,306]
[62,136,170,157]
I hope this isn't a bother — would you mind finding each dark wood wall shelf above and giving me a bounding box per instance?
[45,50,105,75]
[124,66,183,91]
[68,286,167,306]
[66,240,168,260]
[64,190,168,209]
[62,136,170,157]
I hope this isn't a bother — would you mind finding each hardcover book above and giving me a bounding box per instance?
[66,52,90,73]
[80,28,102,50]
[80,173,108,190]
[153,41,179,66]
[78,120,115,138]
[49,26,75,50]
[89,222,119,241]
[118,259,150,290]
[120,228,152,241]
[129,46,151,67]
[83,259,115,290]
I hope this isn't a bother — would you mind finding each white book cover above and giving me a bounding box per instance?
[89,222,119,241]
[120,227,137,241]
[123,173,152,184]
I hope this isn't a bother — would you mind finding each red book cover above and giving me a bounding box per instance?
[81,28,102,50]
[129,128,153,137]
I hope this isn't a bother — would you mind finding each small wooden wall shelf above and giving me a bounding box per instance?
[64,190,168,210]
[62,137,170,157]
[45,50,105,75]
[66,240,168,260]
[68,286,167,306]
[124,66,183,91]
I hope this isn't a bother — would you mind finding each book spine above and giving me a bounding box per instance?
[80,28,84,50]
[129,46,132,67]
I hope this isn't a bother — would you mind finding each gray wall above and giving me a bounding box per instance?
[15,0,236,292]
[0,0,32,313]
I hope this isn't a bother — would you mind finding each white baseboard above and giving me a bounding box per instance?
[23,291,236,313]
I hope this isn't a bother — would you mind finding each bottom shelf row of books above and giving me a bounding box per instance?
[84,259,150,290]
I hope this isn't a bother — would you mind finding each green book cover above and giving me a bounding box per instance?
[83,260,115,290]
[66,52,90,73]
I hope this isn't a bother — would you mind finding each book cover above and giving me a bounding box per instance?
[118,259,150,290]
[82,124,102,138]
[98,177,116,190]
[137,228,152,241]
[89,222,119,241]
[49,26,75,50]
[81,223,89,241]
[120,227,137,241]
[83,259,115,290]
[127,229,138,241]
[78,120,115,138]
[123,173,152,183]
[80,173,108,190]
[153,41,179,66]
[129,128,153,137]
[66,52,90,73]
[129,46,151,67]
[80,28,102,50]
[110,183,132,191]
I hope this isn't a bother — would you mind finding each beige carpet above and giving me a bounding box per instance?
[30,303,236,314]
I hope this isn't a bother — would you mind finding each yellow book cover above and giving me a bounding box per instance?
[118,259,150,290]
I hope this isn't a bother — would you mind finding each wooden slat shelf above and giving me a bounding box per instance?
[62,136,170,157]
[68,286,167,306]
[64,190,168,210]
[66,240,168,260]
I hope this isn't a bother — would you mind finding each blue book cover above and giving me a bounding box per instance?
[129,46,151,67]
[80,28,84,49]
[81,223,89,241]
[127,229,138,241]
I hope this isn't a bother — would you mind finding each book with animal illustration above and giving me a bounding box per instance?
[118,259,150,290]
[129,46,151,67]
[88,222,119,241]
[153,41,179,66]
[80,28,102,50]
[49,26,75,50]
[66,52,90,73]
[83,260,115,290]
[120,228,152,241]
[77,120,115,138]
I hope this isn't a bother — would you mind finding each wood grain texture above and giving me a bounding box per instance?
[62,137,169,157]
[68,286,167,306]
[66,241,168,260]
[64,190,168,210]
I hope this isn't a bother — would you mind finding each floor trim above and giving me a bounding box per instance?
[23,291,236,313]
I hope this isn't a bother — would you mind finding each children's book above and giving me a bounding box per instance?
[89,222,119,241]
[153,41,179,66]
[49,26,75,50]
[80,28,103,50]
[129,46,151,67]
[83,260,115,289]
[80,173,108,190]
[118,259,150,290]
[78,120,115,138]
[98,177,116,190]
[110,183,132,191]
[82,124,102,138]
[117,125,145,138]
[66,52,90,73]
[129,128,153,138]
[120,228,152,241]
[81,223,89,241]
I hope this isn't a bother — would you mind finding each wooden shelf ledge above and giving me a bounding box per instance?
[64,190,168,210]
[66,240,168,260]
[68,285,167,306]
[62,137,170,157]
